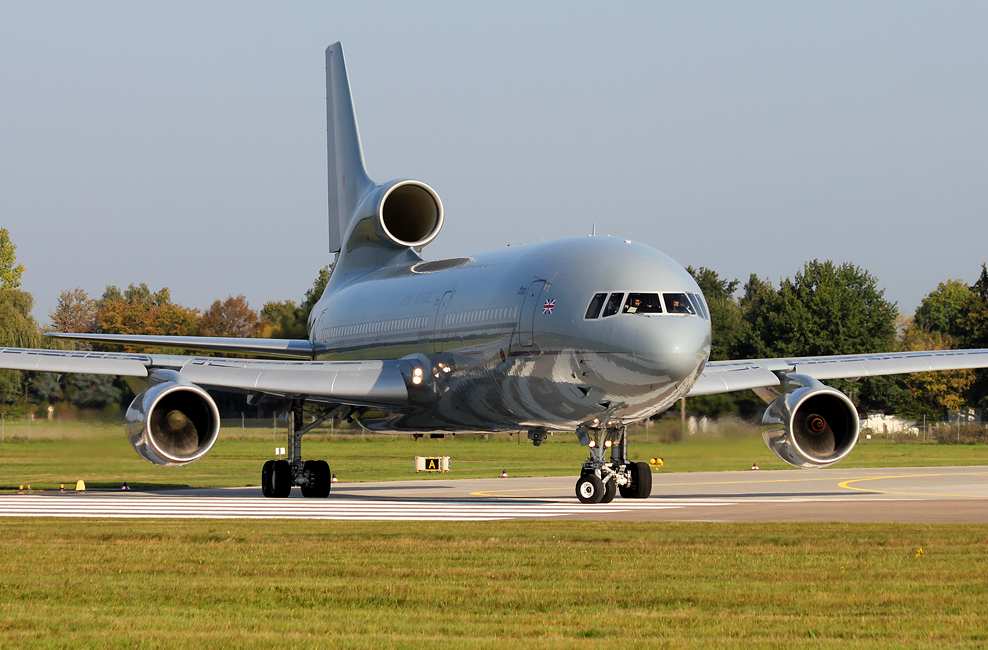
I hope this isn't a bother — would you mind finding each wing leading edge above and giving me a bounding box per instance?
[44,332,314,359]
[689,348,988,397]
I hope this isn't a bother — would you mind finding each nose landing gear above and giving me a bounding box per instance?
[575,424,652,504]
[261,399,333,498]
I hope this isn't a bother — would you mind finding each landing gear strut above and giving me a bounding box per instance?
[261,398,333,498]
[575,424,651,504]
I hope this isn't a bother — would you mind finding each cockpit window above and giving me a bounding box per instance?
[584,293,607,319]
[688,293,709,320]
[623,293,663,314]
[602,293,624,317]
[664,292,696,314]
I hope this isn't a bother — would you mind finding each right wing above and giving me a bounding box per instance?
[45,332,314,359]
[0,347,416,408]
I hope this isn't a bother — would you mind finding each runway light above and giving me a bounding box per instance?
[412,376,422,385]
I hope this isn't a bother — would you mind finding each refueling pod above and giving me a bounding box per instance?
[125,370,221,467]
[761,374,860,468]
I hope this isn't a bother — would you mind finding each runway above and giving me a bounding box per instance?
[2,466,988,523]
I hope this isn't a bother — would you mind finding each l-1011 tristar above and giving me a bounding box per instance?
[5,43,988,503]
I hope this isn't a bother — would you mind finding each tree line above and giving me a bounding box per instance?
[688,260,988,420]
[2,228,987,420]
[0,226,331,411]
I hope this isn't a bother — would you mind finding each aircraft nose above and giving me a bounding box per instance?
[634,317,710,381]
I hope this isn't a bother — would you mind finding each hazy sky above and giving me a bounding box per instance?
[2,1,986,325]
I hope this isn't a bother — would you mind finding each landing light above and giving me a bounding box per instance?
[413,367,423,377]
[604,440,612,448]
[412,376,422,385]
[443,366,451,373]
[588,440,596,448]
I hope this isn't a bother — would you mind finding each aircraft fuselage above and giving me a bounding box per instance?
[309,235,712,431]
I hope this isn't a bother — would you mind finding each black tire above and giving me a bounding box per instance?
[301,460,331,498]
[576,475,604,504]
[600,479,617,503]
[272,459,293,498]
[622,462,653,499]
[261,460,276,498]
[633,461,652,499]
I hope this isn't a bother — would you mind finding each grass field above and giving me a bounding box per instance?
[2,418,988,491]
[2,518,987,648]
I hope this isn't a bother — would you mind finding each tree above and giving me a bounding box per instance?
[744,260,898,358]
[897,321,975,419]
[199,295,259,338]
[49,288,97,333]
[0,289,43,404]
[914,279,973,339]
[738,261,905,412]
[91,283,200,354]
[260,264,333,339]
[0,228,25,289]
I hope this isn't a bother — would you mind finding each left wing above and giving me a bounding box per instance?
[689,348,988,397]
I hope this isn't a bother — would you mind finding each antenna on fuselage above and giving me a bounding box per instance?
[591,223,596,237]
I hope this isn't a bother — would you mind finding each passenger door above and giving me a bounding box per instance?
[518,280,546,348]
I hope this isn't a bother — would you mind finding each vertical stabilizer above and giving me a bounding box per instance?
[326,43,375,253]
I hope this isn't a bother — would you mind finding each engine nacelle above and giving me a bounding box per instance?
[761,374,859,468]
[125,370,221,467]
[349,179,444,250]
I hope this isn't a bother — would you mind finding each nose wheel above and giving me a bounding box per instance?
[574,424,652,504]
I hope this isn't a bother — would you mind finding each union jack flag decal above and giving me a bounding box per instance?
[543,299,555,314]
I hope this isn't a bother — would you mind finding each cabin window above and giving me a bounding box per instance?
[663,292,696,314]
[602,293,625,317]
[623,293,663,314]
[585,293,607,319]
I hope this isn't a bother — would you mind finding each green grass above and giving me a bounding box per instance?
[1,519,987,648]
[2,419,988,491]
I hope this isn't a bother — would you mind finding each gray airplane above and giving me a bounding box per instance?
[5,43,988,503]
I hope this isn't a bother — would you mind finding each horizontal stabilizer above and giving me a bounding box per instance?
[45,333,313,359]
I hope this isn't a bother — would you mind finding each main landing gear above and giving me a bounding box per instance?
[261,399,333,498]
[574,424,652,504]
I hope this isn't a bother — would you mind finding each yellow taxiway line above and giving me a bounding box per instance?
[837,472,988,499]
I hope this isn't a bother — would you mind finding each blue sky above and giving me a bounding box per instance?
[2,1,986,322]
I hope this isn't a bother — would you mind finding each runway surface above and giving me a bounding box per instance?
[2,466,988,522]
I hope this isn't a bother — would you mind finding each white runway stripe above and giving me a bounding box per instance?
[0,496,727,521]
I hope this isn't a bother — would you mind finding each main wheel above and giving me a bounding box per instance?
[600,479,617,503]
[261,460,276,498]
[271,459,293,498]
[576,475,605,504]
[300,460,331,498]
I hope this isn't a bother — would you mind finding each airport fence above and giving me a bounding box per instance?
[0,409,986,445]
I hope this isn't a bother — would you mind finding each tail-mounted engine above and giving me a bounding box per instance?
[349,179,444,250]
[125,370,221,467]
[761,374,859,468]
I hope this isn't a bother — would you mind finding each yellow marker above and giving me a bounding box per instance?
[76,480,86,492]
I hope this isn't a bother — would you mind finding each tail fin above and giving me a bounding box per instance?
[326,43,375,253]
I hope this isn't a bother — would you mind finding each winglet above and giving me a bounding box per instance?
[326,43,375,253]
